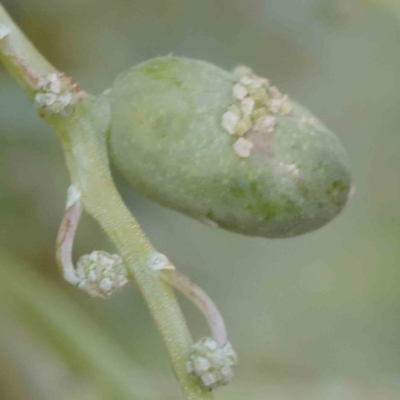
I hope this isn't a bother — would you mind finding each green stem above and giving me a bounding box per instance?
[0,4,212,399]
[0,4,56,97]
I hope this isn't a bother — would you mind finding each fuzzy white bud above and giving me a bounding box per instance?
[76,251,128,298]
[232,84,248,100]
[186,337,238,391]
[221,110,240,135]
[233,138,254,158]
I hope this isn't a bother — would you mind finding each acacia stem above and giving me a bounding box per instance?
[0,5,213,399]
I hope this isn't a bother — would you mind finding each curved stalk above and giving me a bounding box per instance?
[56,192,228,345]
[161,270,227,346]
[55,186,82,285]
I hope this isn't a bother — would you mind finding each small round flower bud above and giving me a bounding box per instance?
[76,251,128,298]
[186,337,238,391]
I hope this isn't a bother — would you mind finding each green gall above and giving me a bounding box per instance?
[109,56,352,238]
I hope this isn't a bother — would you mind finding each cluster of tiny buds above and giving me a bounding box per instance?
[221,66,293,158]
[34,73,82,117]
[76,251,128,298]
[186,337,238,391]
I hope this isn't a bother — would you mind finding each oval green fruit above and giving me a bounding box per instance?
[109,56,352,238]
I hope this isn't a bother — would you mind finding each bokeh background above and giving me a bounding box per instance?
[1,0,400,398]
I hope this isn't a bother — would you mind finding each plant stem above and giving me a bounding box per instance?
[53,101,213,400]
[0,4,213,399]
[162,269,228,346]
[0,4,56,96]
[56,189,83,285]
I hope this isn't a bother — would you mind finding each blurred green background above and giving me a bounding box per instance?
[1,0,400,398]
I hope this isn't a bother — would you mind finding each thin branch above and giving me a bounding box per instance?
[162,269,228,346]
[55,187,82,285]
[0,5,214,399]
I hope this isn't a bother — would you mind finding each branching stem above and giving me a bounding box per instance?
[56,188,228,345]
[0,4,213,399]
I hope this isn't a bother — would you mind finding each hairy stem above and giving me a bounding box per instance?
[0,4,212,399]
[54,101,212,400]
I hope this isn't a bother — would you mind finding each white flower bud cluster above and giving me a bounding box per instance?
[186,337,238,391]
[76,251,128,298]
[34,73,81,116]
[221,66,293,158]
